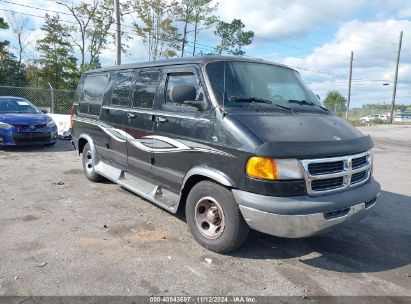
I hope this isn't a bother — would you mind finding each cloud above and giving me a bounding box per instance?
[398,6,411,18]
[282,19,411,106]
[215,0,366,39]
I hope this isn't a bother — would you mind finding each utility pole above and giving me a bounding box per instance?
[114,0,121,65]
[389,31,403,124]
[345,51,353,120]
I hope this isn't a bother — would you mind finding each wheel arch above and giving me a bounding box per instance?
[177,166,236,213]
[77,134,100,163]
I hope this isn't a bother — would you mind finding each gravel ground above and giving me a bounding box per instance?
[0,124,410,296]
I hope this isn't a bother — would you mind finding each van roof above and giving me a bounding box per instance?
[85,55,295,74]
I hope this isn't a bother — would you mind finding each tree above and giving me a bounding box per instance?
[0,17,10,58]
[7,13,32,74]
[131,0,181,61]
[87,0,118,69]
[191,0,218,56]
[0,52,27,85]
[175,0,218,57]
[58,0,116,71]
[214,19,254,56]
[36,14,78,89]
[176,0,195,57]
[323,90,347,117]
[0,17,27,85]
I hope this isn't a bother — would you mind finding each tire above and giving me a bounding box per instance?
[185,181,249,253]
[82,142,104,182]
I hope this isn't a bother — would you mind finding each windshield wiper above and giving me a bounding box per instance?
[229,96,292,111]
[230,96,271,104]
[288,99,329,112]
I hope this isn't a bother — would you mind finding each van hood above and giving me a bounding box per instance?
[0,113,51,125]
[230,113,374,158]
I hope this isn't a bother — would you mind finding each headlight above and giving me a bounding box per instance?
[0,122,13,129]
[368,149,374,175]
[46,120,56,128]
[246,157,304,180]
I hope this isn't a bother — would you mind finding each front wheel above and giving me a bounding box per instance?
[82,142,104,182]
[186,181,249,253]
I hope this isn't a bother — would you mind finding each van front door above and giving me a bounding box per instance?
[152,65,214,194]
[125,69,160,190]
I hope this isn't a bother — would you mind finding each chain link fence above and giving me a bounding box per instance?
[0,85,75,114]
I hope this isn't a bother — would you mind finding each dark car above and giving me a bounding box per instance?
[0,96,58,146]
[71,56,380,253]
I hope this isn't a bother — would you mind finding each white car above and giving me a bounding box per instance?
[360,114,388,123]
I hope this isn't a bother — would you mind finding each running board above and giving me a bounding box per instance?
[94,160,179,213]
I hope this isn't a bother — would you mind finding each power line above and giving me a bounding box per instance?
[1,4,407,87]
[0,0,73,16]
[0,8,78,25]
[234,0,401,55]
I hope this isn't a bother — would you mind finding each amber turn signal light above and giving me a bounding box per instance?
[246,157,278,180]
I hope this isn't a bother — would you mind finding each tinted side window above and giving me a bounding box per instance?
[165,73,203,109]
[83,74,109,103]
[79,73,109,115]
[111,71,134,107]
[133,71,160,109]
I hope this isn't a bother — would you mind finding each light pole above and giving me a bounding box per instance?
[389,31,403,124]
[114,0,121,65]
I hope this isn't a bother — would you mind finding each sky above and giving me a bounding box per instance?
[1,0,411,107]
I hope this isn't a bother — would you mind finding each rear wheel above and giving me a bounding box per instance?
[186,181,249,253]
[82,143,104,182]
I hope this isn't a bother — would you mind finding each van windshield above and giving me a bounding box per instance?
[205,61,322,110]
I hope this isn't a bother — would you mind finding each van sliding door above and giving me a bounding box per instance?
[99,70,134,170]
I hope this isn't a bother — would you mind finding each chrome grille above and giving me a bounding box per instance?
[301,151,372,195]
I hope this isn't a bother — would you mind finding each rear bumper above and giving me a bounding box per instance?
[233,178,380,238]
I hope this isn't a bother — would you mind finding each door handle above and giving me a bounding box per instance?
[127,113,136,119]
[156,117,168,123]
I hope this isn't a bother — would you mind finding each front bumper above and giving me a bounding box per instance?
[233,178,380,238]
[0,127,58,146]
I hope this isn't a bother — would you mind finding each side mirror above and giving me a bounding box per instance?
[183,100,207,111]
[111,94,119,103]
[41,109,48,114]
[170,84,196,102]
[170,84,206,111]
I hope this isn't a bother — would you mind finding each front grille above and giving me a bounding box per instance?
[13,124,47,130]
[308,161,344,175]
[352,156,367,169]
[13,132,51,144]
[351,170,367,184]
[301,151,372,195]
[312,176,344,191]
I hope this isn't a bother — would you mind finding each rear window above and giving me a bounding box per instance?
[81,73,109,115]
[83,74,109,103]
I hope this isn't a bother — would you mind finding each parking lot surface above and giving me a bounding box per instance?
[0,125,410,296]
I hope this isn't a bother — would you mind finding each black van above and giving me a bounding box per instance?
[71,56,380,253]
